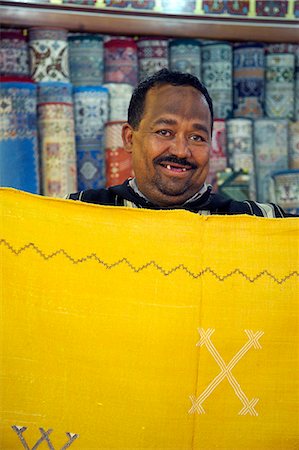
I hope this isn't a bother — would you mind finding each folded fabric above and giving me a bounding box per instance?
[1,188,298,449]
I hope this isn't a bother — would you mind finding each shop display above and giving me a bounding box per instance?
[233,43,264,118]
[202,42,233,119]
[104,38,138,86]
[105,121,133,187]
[29,28,70,82]
[0,81,40,194]
[73,86,109,190]
[265,53,295,119]
[37,82,77,197]
[254,119,289,202]
[0,23,298,203]
[68,33,104,86]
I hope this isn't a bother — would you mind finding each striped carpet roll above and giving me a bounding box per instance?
[265,53,295,119]
[226,118,255,199]
[137,37,169,82]
[289,121,299,169]
[104,38,138,86]
[233,43,265,118]
[253,119,289,203]
[0,81,40,194]
[73,86,109,190]
[68,33,104,86]
[29,28,70,82]
[202,42,233,119]
[103,83,133,122]
[269,169,299,214]
[37,82,77,197]
[105,121,134,187]
[0,28,29,77]
[169,39,201,79]
[206,119,227,190]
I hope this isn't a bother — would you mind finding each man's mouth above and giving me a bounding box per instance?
[159,163,192,173]
[155,157,196,174]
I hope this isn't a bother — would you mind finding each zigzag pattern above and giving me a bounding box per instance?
[1,238,298,284]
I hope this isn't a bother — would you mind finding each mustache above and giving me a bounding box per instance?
[154,155,197,169]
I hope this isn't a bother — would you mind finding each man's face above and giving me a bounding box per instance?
[122,84,212,206]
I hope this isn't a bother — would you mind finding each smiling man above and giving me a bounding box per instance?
[68,69,292,217]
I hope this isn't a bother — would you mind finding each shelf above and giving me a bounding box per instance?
[0,1,298,42]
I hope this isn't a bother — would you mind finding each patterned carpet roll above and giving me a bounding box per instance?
[226,118,255,199]
[206,119,227,189]
[37,82,77,197]
[169,39,201,78]
[254,119,288,203]
[289,121,299,169]
[37,81,73,104]
[68,33,104,86]
[0,29,29,77]
[137,37,169,82]
[104,38,138,86]
[233,43,265,118]
[29,28,70,82]
[269,169,299,214]
[103,83,133,122]
[294,46,299,120]
[73,86,109,190]
[265,53,295,119]
[0,81,40,194]
[105,121,134,187]
[202,42,233,119]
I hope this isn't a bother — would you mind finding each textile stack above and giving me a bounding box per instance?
[37,82,77,197]
[73,86,109,190]
[169,39,201,78]
[233,43,265,118]
[0,80,40,194]
[68,33,104,86]
[201,42,233,119]
[137,37,169,81]
[105,122,134,188]
[253,119,289,203]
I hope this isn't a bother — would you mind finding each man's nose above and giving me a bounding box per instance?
[169,135,192,158]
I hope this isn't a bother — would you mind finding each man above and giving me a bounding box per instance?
[68,69,291,217]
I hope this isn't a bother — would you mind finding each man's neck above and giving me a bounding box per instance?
[128,178,210,206]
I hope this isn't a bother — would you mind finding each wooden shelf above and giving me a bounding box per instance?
[0,1,298,42]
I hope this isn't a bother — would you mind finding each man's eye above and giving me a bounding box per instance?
[156,129,172,137]
[189,134,204,142]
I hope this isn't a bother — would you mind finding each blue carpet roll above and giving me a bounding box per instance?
[0,81,40,194]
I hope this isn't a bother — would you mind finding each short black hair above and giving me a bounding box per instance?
[127,68,214,132]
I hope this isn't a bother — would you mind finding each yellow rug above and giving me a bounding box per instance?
[1,188,298,450]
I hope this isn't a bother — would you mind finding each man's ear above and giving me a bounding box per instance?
[122,123,134,153]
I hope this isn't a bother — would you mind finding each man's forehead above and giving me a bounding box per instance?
[144,84,211,122]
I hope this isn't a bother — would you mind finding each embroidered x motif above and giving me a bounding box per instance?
[11,426,79,450]
[189,328,264,416]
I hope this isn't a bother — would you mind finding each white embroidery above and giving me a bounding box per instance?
[189,328,264,416]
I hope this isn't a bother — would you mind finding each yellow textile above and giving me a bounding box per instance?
[1,188,298,450]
